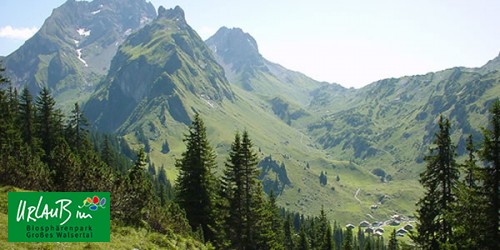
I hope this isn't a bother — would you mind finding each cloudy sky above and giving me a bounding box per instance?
[1,0,499,88]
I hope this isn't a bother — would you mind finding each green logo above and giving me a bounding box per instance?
[8,192,110,242]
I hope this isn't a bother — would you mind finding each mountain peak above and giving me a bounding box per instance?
[158,5,185,22]
[481,51,500,72]
[4,0,156,94]
[206,27,263,74]
[211,27,260,54]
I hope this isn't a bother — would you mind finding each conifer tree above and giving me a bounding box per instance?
[175,113,219,243]
[240,130,260,243]
[35,87,63,163]
[323,222,334,250]
[299,225,310,250]
[388,229,398,250]
[157,165,173,205]
[451,135,487,248]
[18,87,38,149]
[481,100,500,249]
[126,148,154,225]
[0,79,20,184]
[100,135,115,169]
[18,144,51,190]
[222,132,244,248]
[343,227,353,250]
[284,215,295,250]
[318,206,333,250]
[333,221,343,250]
[50,142,81,191]
[222,130,274,249]
[66,102,90,153]
[413,116,459,248]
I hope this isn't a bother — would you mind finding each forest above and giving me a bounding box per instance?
[0,65,499,249]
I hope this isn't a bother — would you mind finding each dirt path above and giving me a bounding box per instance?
[354,188,361,203]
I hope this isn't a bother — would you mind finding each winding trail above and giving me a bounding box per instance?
[354,188,361,203]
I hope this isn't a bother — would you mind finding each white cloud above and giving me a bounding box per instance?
[0,26,38,40]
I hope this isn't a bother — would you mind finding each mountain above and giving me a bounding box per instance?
[82,6,395,225]
[4,0,500,227]
[4,0,156,105]
[206,27,329,109]
[85,6,233,132]
[305,54,500,181]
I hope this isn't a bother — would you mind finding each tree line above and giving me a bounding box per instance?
[0,68,189,237]
[172,113,405,249]
[0,65,409,249]
[413,101,500,249]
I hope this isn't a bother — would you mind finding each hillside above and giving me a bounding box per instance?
[79,4,406,225]
[305,55,500,181]
[3,0,500,228]
[3,0,156,109]
[206,27,328,108]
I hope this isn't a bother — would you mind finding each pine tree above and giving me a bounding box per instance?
[126,148,155,226]
[333,221,343,250]
[299,225,310,250]
[257,190,284,250]
[175,113,219,243]
[388,229,398,250]
[284,215,295,250]
[157,165,173,205]
[480,99,500,249]
[18,144,51,190]
[35,87,63,163]
[222,132,244,248]
[357,227,365,249]
[0,77,20,185]
[17,87,38,149]
[343,227,353,250]
[222,130,273,249]
[323,222,334,250]
[65,103,90,153]
[451,135,487,248]
[318,206,333,250]
[50,142,81,191]
[413,116,459,248]
[240,130,261,247]
[100,135,115,169]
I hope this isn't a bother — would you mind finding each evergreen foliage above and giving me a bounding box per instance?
[175,113,220,243]
[413,116,459,248]
[480,99,500,249]
[0,67,188,242]
[3,64,499,249]
[388,229,398,250]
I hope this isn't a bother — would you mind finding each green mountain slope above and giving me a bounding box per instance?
[4,0,156,108]
[82,6,399,225]
[206,27,329,108]
[5,0,500,229]
[306,55,500,181]
[85,6,234,132]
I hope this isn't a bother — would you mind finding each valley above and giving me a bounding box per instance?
[2,0,500,230]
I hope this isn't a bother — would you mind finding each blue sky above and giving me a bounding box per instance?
[1,0,499,88]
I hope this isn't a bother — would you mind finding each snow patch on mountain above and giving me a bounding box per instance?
[140,16,152,25]
[77,28,90,37]
[76,49,88,67]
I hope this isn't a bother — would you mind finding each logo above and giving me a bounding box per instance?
[8,192,110,242]
[79,196,107,211]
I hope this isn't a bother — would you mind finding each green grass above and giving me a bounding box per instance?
[113,79,423,225]
[0,186,209,250]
